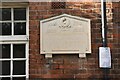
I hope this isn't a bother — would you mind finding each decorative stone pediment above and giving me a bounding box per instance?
[40,14,91,58]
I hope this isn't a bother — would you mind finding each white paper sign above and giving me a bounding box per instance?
[99,47,111,68]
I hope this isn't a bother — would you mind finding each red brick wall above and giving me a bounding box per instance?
[29,2,120,79]
[111,2,120,79]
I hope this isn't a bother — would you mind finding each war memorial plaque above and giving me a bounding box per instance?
[40,14,91,58]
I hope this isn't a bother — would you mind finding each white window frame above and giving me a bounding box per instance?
[0,6,29,41]
[0,4,29,79]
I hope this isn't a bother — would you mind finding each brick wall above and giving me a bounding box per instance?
[111,2,120,79]
[29,2,120,79]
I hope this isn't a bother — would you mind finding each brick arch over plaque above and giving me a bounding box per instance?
[40,14,91,58]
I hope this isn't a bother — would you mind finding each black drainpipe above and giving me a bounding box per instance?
[101,0,110,80]
[101,0,107,47]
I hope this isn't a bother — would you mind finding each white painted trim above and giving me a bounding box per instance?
[26,6,29,39]
[0,21,12,23]
[11,44,13,78]
[26,42,29,78]
[0,41,28,44]
[11,75,26,77]
[0,76,11,77]
[26,6,29,79]
[12,58,27,60]
[0,75,26,77]
[0,59,27,61]
[0,36,29,42]
[12,8,14,36]
[13,21,26,22]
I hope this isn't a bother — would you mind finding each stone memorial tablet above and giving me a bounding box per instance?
[40,14,91,58]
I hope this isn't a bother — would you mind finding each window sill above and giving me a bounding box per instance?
[0,35,29,42]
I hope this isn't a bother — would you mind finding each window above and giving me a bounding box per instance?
[0,44,28,80]
[0,8,27,36]
[0,6,29,80]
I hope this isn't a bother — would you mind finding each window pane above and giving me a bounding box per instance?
[1,77,11,80]
[14,8,26,20]
[13,44,25,58]
[0,44,10,58]
[14,22,26,35]
[0,44,2,58]
[0,8,11,21]
[13,61,26,75]
[13,77,26,80]
[0,61,10,75]
[0,23,2,35]
[0,9,2,21]
[0,23,12,35]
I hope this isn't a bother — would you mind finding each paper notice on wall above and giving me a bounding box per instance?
[99,47,111,68]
